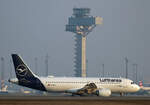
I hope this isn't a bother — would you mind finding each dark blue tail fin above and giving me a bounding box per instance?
[11,54,46,91]
[11,54,35,80]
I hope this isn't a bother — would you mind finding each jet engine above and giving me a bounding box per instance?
[96,88,111,97]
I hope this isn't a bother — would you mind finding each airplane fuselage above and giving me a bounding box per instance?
[39,77,140,93]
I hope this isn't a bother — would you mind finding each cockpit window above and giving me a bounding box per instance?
[131,82,135,84]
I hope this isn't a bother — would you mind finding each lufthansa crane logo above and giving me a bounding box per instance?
[16,64,28,76]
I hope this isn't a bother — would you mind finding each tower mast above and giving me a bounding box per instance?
[66,8,103,77]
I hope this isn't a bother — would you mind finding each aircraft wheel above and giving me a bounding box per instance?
[120,93,124,96]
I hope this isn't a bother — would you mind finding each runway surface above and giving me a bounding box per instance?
[0,95,150,105]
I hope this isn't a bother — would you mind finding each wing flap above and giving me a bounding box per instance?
[77,83,97,94]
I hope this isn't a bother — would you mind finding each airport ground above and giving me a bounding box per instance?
[0,94,150,105]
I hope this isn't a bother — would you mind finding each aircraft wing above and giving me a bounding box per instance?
[141,87,150,91]
[68,83,98,95]
[66,83,98,95]
[77,83,97,94]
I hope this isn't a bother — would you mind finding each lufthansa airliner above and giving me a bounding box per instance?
[9,54,140,97]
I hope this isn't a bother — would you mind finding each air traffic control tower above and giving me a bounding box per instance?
[66,8,103,77]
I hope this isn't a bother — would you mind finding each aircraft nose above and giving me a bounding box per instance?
[135,85,140,91]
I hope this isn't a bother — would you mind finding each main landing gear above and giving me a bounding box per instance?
[120,93,124,96]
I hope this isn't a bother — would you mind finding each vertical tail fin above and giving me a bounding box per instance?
[11,54,46,91]
[139,81,143,88]
[11,54,35,80]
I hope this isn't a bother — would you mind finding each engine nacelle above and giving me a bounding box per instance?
[96,88,111,97]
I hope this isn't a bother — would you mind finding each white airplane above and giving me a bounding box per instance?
[8,54,140,97]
